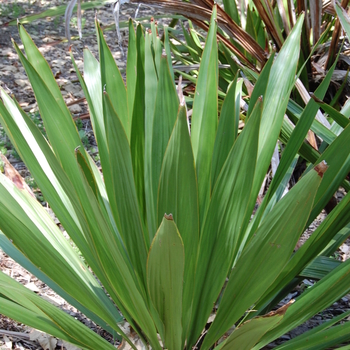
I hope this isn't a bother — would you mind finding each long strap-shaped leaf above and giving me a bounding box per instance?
[335,0,350,41]
[0,90,135,332]
[0,272,116,350]
[255,174,350,314]
[308,123,350,224]
[152,55,179,229]
[188,97,262,347]
[158,104,199,345]
[147,216,184,350]
[191,5,218,225]
[0,91,90,257]
[0,232,120,334]
[74,147,160,349]
[70,52,119,238]
[75,48,125,236]
[218,305,289,350]
[202,163,325,348]
[253,16,304,207]
[15,26,85,174]
[274,309,350,349]
[255,256,350,348]
[0,90,151,346]
[103,92,148,289]
[211,74,242,189]
[144,31,159,240]
[97,20,129,138]
[127,20,137,123]
[0,174,127,340]
[130,25,147,233]
[18,24,74,125]
[248,59,337,236]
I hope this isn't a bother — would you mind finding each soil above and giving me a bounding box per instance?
[0,1,350,349]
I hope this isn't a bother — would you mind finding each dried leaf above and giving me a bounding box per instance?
[0,154,35,198]
[61,340,81,350]
[29,330,57,350]
[3,335,12,349]
[24,282,40,293]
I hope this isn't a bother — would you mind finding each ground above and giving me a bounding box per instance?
[0,1,350,349]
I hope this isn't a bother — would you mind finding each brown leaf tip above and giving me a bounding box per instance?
[164,213,173,221]
[314,160,328,178]
[265,299,295,317]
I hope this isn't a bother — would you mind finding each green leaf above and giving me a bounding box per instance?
[335,1,350,40]
[188,98,262,347]
[320,223,350,257]
[76,149,98,198]
[152,55,179,228]
[144,31,159,240]
[80,48,122,232]
[181,22,202,62]
[255,15,304,198]
[97,20,129,138]
[157,105,199,343]
[103,92,148,287]
[150,20,163,75]
[73,145,160,349]
[130,25,147,232]
[223,0,240,25]
[191,5,218,224]
[5,1,111,26]
[0,272,117,350]
[0,173,124,337]
[12,39,83,172]
[18,24,72,120]
[274,309,350,349]
[316,100,350,130]
[286,100,337,145]
[164,26,175,81]
[219,308,286,350]
[202,163,323,348]
[1,73,134,335]
[254,184,350,316]
[269,62,336,200]
[0,232,120,333]
[147,216,184,350]
[0,90,95,274]
[300,256,342,280]
[255,257,350,348]
[127,19,137,130]
[250,60,337,233]
[211,75,242,188]
[309,123,350,224]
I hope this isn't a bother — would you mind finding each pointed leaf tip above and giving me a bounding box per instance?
[314,160,328,177]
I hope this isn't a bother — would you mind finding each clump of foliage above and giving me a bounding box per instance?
[0,2,25,19]
[0,4,350,350]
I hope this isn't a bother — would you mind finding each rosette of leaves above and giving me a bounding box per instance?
[1,7,350,350]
